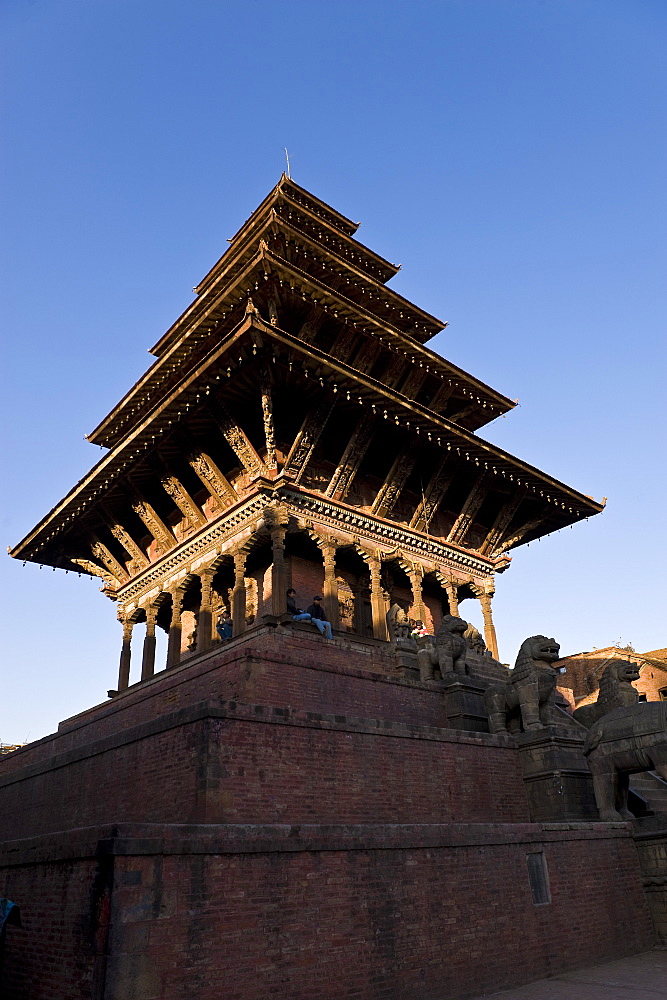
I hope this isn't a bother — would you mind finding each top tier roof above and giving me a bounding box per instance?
[87,178,513,449]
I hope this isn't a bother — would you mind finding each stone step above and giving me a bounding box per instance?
[629,771,667,815]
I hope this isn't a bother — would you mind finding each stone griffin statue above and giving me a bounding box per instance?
[416,615,469,681]
[583,702,667,820]
[572,659,640,729]
[484,636,561,734]
[463,622,487,654]
[386,603,414,645]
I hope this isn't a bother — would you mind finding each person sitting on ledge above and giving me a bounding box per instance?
[216,611,233,641]
[306,596,333,639]
[286,589,312,623]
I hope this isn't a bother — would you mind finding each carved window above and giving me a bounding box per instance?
[659,687,667,701]
[526,852,550,905]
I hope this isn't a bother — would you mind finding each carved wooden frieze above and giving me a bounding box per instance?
[287,491,495,579]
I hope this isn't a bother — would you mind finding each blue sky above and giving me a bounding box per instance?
[1,0,665,744]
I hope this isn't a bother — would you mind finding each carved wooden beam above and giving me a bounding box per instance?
[381,353,408,389]
[399,367,426,400]
[297,305,325,345]
[325,416,377,501]
[283,397,336,483]
[207,399,267,478]
[354,340,383,375]
[88,532,129,584]
[371,447,419,518]
[100,507,149,570]
[409,456,454,532]
[447,471,488,545]
[447,403,479,426]
[71,557,116,587]
[480,495,523,556]
[490,516,544,556]
[428,382,454,413]
[126,485,177,555]
[188,451,238,507]
[328,323,359,363]
[159,473,207,530]
[259,369,277,471]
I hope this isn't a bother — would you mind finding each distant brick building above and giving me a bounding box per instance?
[559,646,667,710]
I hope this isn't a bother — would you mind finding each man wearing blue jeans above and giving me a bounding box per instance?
[286,589,311,622]
[306,596,333,639]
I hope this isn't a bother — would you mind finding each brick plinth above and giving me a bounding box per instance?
[0,629,657,999]
[0,822,654,1000]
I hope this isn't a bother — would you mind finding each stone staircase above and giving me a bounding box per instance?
[629,771,667,815]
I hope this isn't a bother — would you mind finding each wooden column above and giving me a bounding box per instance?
[141,604,158,681]
[321,541,340,630]
[445,582,460,617]
[367,553,388,641]
[232,550,247,637]
[196,567,215,652]
[478,590,499,660]
[117,615,133,692]
[269,526,288,616]
[166,588,184,670]
[408,564,427,626]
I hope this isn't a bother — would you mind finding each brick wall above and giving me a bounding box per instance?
[0,630,657,999]
[0,855,105,1000]
[0,629,461,770]
[0,704,529,840]
[289,556,325,611]
[0,823,653,1000]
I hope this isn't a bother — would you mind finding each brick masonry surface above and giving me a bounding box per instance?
[0,629,657,999]
[0,823,653,1000]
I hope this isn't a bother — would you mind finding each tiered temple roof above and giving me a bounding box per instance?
[10,176,604,681]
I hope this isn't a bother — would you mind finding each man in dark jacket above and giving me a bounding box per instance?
[286,589,311,622]
[306,596,333,639]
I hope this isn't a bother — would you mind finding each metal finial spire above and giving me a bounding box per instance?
[284,147,291,178]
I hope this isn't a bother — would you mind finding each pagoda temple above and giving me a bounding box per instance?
[10,175,602,686]
[6,179,659,1000]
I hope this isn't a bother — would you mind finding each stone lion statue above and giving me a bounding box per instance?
[573,659,640,729]
[484,636,561,734]
[416,614,468,681]
[584,702,667,820]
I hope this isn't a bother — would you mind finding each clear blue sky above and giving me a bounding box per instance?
[1,0,665,744]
